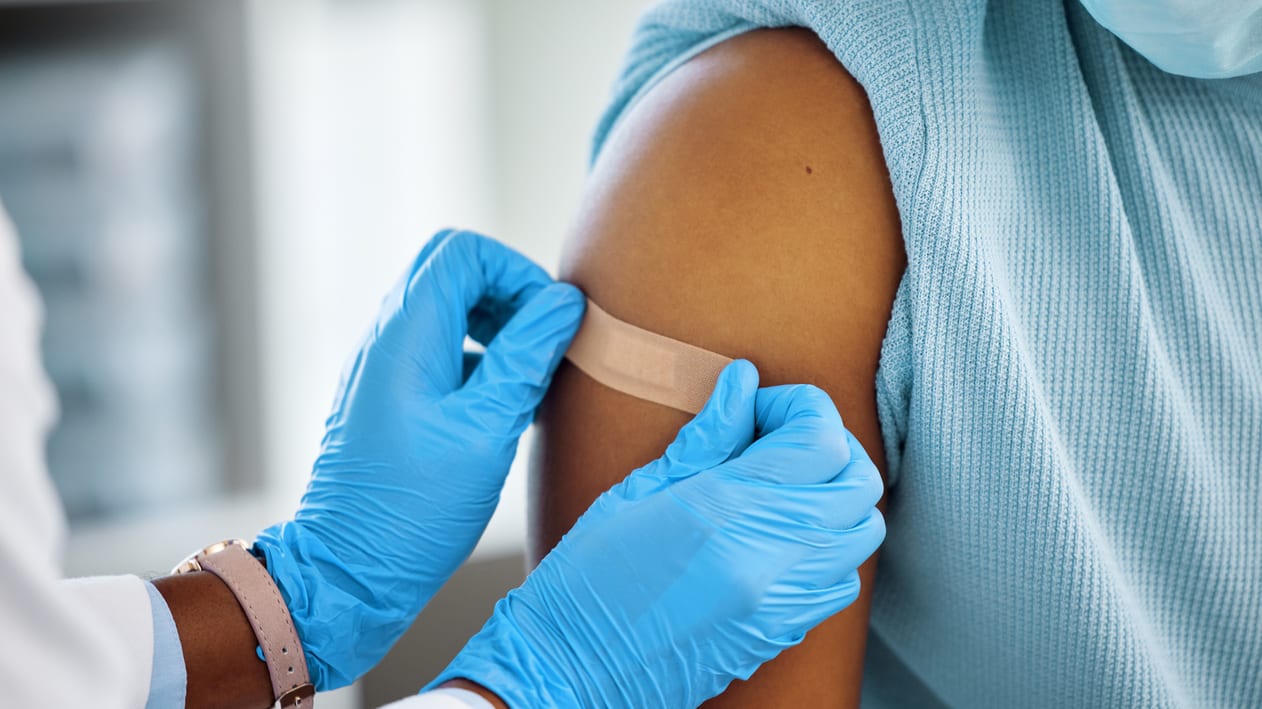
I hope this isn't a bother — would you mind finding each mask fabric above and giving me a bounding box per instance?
[1078,0,1262,78]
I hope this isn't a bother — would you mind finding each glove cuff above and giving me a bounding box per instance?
[425,600,582,709]
[255,519,413,691]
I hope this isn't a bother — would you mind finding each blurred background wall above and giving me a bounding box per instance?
[0,0,653,705]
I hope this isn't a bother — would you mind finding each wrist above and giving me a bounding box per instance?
[439,680,509,709]
[425,604,584,709]
[154,569,277,709]
[255,518,429,691]
[253,521,342,690]
[171,539,315,708]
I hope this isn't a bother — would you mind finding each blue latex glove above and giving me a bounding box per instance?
[427,360,886,708]
[254,230,586,690]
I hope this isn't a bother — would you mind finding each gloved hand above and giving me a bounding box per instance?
[254,229,586,690]
[427,360,886,708]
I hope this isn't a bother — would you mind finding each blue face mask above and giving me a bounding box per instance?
[1079,0,1262,79]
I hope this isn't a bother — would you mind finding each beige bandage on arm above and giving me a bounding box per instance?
[564,298,734,415]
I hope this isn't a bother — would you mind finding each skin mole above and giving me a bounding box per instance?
[805,165,814,174]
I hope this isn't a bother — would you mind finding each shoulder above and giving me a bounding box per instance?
[603,26,882,156]
[586,27,889,223]
[564,27,904,398]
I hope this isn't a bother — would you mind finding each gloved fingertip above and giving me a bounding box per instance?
[544,281,586,309]
[694,359,754,426]
[831,569,864,608]
[528,282,586,335]
[717,359,758,421]
[870,507,888,545]
[460,282,586,429]
[543,285,587,350]
[842,428,863,464]
[508,282,585,341]
[725,359,759,398]
[657,360,758,477]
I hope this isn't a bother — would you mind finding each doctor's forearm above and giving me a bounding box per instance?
[153,571,274,709]
[154,570,511,709]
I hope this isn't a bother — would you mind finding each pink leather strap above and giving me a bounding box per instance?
[565,298,734,415]
[195,544,315,709]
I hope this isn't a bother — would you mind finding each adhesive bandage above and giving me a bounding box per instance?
[564,298,733,415]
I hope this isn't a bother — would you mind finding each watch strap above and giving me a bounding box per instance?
[195,543,315,708]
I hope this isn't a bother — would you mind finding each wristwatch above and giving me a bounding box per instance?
[173,539,315,708]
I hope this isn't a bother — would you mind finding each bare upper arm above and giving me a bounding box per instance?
[529,27,904,706]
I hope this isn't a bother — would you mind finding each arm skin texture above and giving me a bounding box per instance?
[153,572,510,709]
[530,28,905,707]
[153,572,276,709]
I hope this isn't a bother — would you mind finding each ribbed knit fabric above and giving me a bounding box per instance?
[590,2,1262,707]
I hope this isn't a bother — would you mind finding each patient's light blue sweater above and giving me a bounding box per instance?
[591,1,1262,706]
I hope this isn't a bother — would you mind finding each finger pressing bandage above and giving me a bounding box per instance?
[564,298,733,415]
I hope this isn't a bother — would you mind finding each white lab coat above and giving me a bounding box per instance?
[0,206,487,709]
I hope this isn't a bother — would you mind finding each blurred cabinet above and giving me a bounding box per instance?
[0,1,260,522]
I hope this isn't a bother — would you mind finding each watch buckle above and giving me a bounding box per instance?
[171,538,249,575]
[278,682,316,708]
